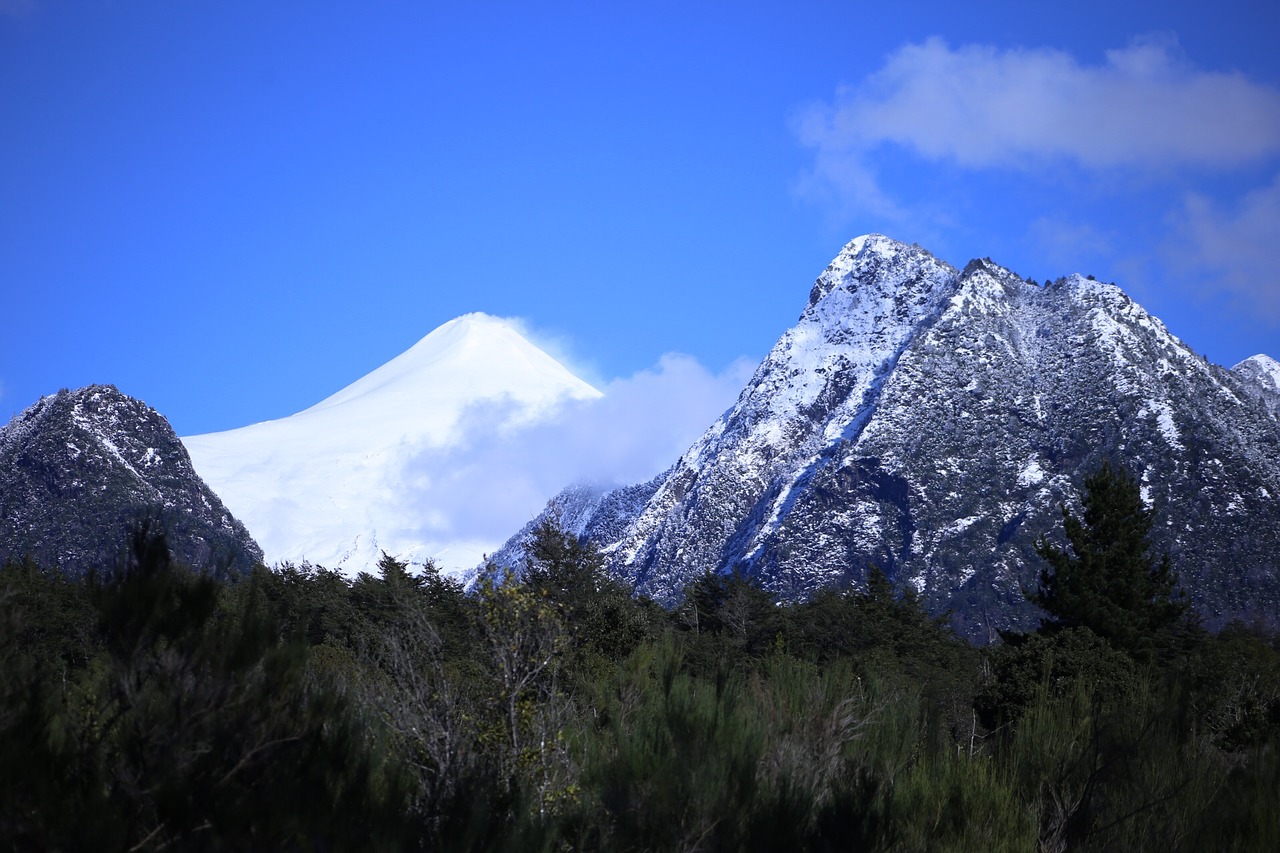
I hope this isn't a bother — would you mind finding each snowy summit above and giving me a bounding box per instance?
[182,313,600,574]
[491,235,1280,639]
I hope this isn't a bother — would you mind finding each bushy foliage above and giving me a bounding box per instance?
[0,525,408,850]
[2,509,1277,850]
[977,626,1137,729]
[674,568,785,671]
[522,518,656,677]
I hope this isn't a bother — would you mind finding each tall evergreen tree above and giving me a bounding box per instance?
[523,517,652,667]
[1033,461,1185,659]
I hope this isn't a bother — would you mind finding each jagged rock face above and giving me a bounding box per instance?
[500,236,1280,641]
[0,385,263,578]
[607,236,960,591]
[760,259,1280,638]
[487,477,662,574]
[1233,354,1280,419]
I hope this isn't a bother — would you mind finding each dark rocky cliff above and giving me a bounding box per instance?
[0,385,263,578]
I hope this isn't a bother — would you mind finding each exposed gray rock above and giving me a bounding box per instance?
[0,385,263,577]
[1232,354,1280,419]
[498,236,1280,641]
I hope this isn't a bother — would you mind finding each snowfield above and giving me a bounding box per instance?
[182,313,600,575]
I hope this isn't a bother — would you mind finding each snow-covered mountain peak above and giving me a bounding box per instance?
[0,385,262,576]
[1232,354,1280,418]
[495,235,1280,636]
[948,258,1030,317]
[1234,354,1280,391]
[842,233,907,263]
[307,312,600,415]
[1048,274,1201,383]
[742,235,958,429]
[183,314,602,574]
[1057,274,1157,324]
[823,233,891,272]
[843,233,876,256]
[805,237,955,324]
[595,235,963,581]
[806,234,952,311]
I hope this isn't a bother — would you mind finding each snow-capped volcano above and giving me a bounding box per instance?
[183,313,600,573]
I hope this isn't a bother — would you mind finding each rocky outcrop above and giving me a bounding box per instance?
[0,385,263,577]
[497,236,1280,640]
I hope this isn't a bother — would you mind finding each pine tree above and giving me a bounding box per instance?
[523,517,652,667]
[1033,461,1185,660]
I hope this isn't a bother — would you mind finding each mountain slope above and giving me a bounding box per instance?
[183,313,600,573]
[496,236,1280,639]
[0,385,262,577]
[602,236,958,589]
[1233,354,1280,418]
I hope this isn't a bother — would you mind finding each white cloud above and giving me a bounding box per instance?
[1172,174,1280,321]
[398,353,756,546]
[491,316,609,391]
[796,35,1280,212]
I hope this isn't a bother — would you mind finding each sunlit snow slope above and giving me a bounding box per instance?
[182,314,600,574]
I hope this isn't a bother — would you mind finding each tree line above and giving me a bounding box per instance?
[1,463,1277,850]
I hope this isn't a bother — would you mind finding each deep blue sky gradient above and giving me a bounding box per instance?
[3,1,1278,434]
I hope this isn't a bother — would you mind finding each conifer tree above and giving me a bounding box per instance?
[1033,461,1185,660]
[523,517,651,666]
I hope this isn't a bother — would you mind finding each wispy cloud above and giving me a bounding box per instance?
[397,353,756,546]
[1171,174,1280,322]
[795,35,1280,214]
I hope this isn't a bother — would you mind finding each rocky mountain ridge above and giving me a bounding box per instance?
[494,236,1280,639]
[1233,353,1280,418]
[0,385,262,577]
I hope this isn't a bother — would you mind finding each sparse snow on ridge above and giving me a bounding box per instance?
[1236,354,1280,390]
[1232,354,1280,418]
[491,234,1280,638]
[604,234,961,587]
[1016,457,1046,487]
[0,385,262,576]
[183,313,600,575]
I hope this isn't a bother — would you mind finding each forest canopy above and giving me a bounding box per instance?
[1,470,1278,851]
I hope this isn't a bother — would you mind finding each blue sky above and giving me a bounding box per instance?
[3,0,1279,436]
